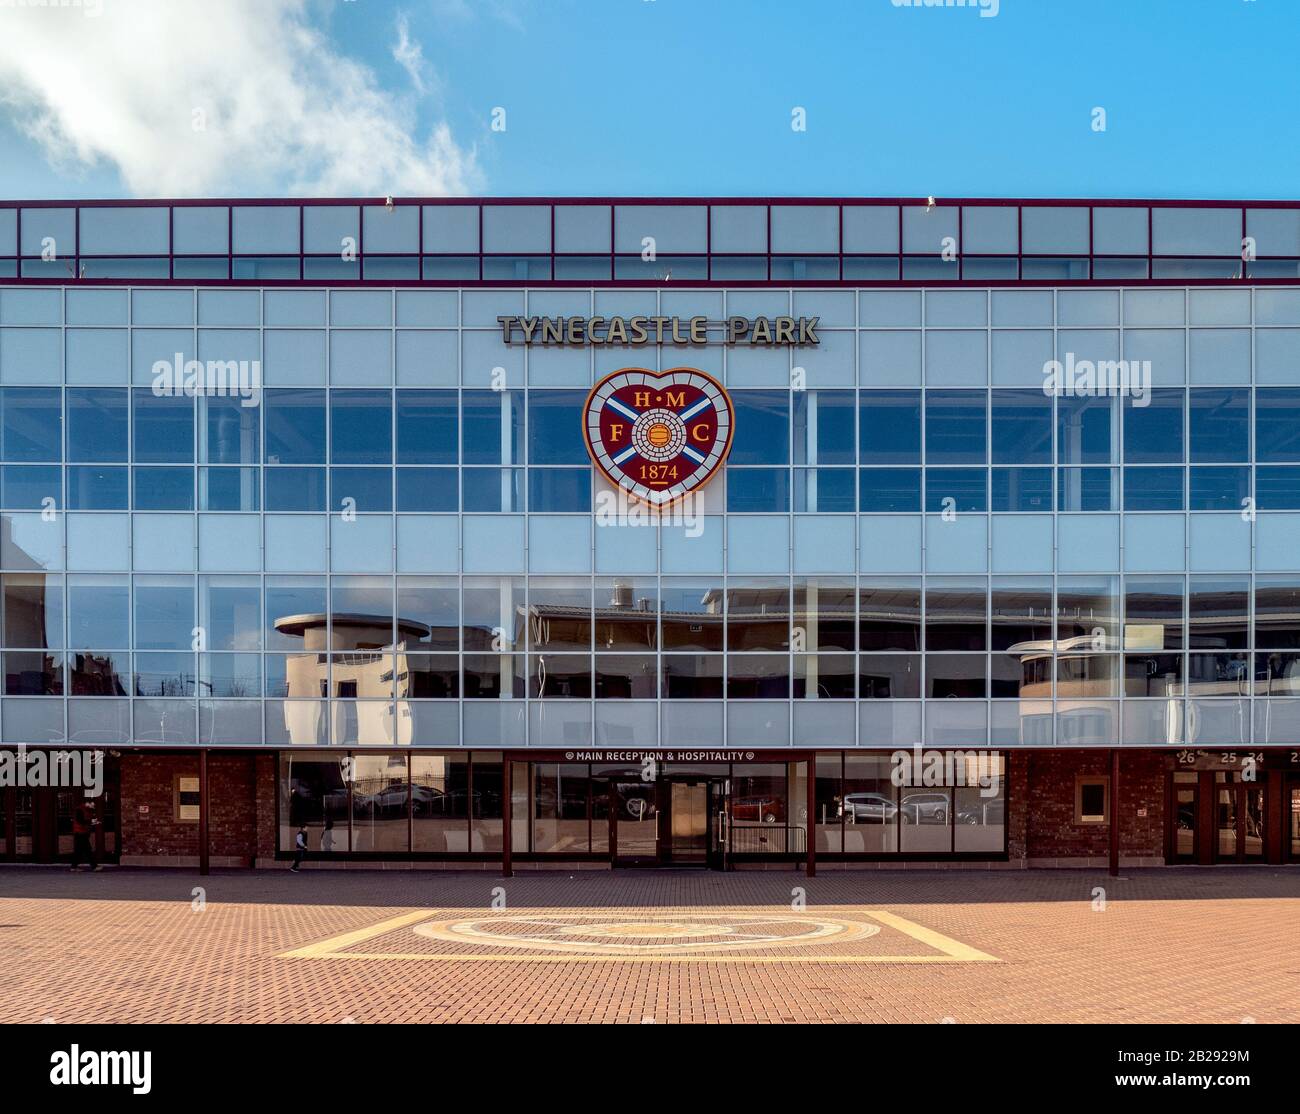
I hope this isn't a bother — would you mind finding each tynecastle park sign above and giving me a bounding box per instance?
[497,315,820,348]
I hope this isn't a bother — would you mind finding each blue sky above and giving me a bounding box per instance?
[1,0,1297,200]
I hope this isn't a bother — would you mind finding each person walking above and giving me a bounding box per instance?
[290,824,308,871]
[70,801,100,872]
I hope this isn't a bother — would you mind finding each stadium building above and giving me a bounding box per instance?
[0,196,1298,873]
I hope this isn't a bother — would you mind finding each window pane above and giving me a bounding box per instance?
[660,579,723,651]
[1255,577,1300,649]
[860,467,920,512]
[860,390,920,464]
[991,389,1052,464]
[133,390,194,462]
[1,388,62,462]
[1057,576,1119,645]
[727,468,788,512]
[859,578,920,651]
[1124,576,1184,651]
[528,468,590,511]
[1057,395,1116,464]
[992,466,1052,511]
[925,578,987,651]
[396,390,457,464]
[330,389,391,464]
[265,389,325,465]
[1188,576,1247,653]
[1123,466,1184,510]
[794,390,855,465]
[1188,388,1248,463]
[1124,389,1184,463]
[1190,465,1249,510]
[925,467,987,512]
[201,395,260,464]
[730,391,788,465]
[67,388,128,462]
[1257,388,1300,462]
[925,390,986,464]
[462,390,523,465]
[527,391,587,465]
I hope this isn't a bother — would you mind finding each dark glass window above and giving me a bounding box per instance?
[1257,466,1300,509]
[1188,388,1249,463]
[462,390,523,465]
[1124,389,1184,463]
[265,466,326,511]
[66,388,128,462]
[794,390,855,465]
[924,579,987,651]
[1124,576,1184,651]
[860,390,920,464]
[133,390,194,462]
[67,465,127,510]
[1256,388,1300,462]
[1057,467,1117,511]
[528,468,590,512]
[527,391,587,465]
[1190,466,1249,510]
[1255,577,1300,649]
[201,395,261,464]
[858,654,920,698]
[1188,576,1248,653]
[992,467,1052,511]
[859,578,920,652]
[730,391,788,465]
[396,467,457,512]
[991,577,1053,652]
[1057,395,1116,464]
[1123,466,1184,510]
[925,654,986,698]
[925,390,986,464]
[2,465,59,509]
[794,468,856,511]
[396,390,457,464]
[727,468,788,512]
[661,655,724,698]
[330,389,391,464]
[991,389,1052,464]
[265,389,325,464]
[67,577,130,648]
[200,466,260,511]
[860,468,920,512]
[330,467,392,513]
[133,467,193,510]
[1,388,62,462]
[462,467,524,512]
[926,467,987,513]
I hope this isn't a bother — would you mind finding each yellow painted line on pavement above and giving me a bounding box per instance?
[278,910,436,958]
[862,909,1000,962]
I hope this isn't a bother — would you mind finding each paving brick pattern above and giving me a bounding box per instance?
[0,867,1296,1023]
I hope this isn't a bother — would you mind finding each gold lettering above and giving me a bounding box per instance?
[634,391,651,408]
[609,423,625,442]
[691,423,711,442]
[665,390,686,407]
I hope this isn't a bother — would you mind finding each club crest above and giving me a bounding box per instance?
[584,367,734,507]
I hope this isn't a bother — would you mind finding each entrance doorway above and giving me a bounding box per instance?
[1214,776,1265,863]
[1289,777,1300,863]
[609,774,728,868]
[1,782,120,864]
[1169,772,1198,863]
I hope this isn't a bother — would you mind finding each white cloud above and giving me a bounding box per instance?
[0,0,481,197]
[392,14,433,96]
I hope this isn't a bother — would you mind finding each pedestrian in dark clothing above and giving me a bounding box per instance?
[290,825,308,872]
[70,802,100,872]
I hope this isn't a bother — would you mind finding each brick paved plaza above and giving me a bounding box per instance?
[1,867,1296,1024]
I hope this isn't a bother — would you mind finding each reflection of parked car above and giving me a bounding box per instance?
[956,798,1004,826]
[841,792,898,822]
[361,782,445,813]
[732,796,783,824]
[900,792,948,824]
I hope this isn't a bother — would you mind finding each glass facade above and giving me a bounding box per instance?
[0,198,1298,753]
[6,200,1300,283]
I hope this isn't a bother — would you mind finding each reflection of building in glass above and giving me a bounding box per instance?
[273,612,430,746]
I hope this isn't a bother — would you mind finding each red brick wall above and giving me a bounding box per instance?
[120,752,274,867]
[1023,750,1165,865]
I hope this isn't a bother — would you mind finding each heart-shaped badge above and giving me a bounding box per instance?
[584,367,734,507]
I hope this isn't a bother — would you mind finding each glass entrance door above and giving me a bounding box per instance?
[1170,774,1198,863]
[1214,777,1266,863]
[667,781,708,864]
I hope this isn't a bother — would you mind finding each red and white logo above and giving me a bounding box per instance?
[584,367,734,507]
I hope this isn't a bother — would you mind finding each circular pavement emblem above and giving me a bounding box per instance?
[584,367,734,507]
[414,913,880,955]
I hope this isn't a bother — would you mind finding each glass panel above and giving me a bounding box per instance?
[532,763,590,853]
[925,578,987,651]
[842,754,897,854]
[280,754,349,853]
[350,753,410,853]
[925,390,986,464]
[410,753,470,852]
